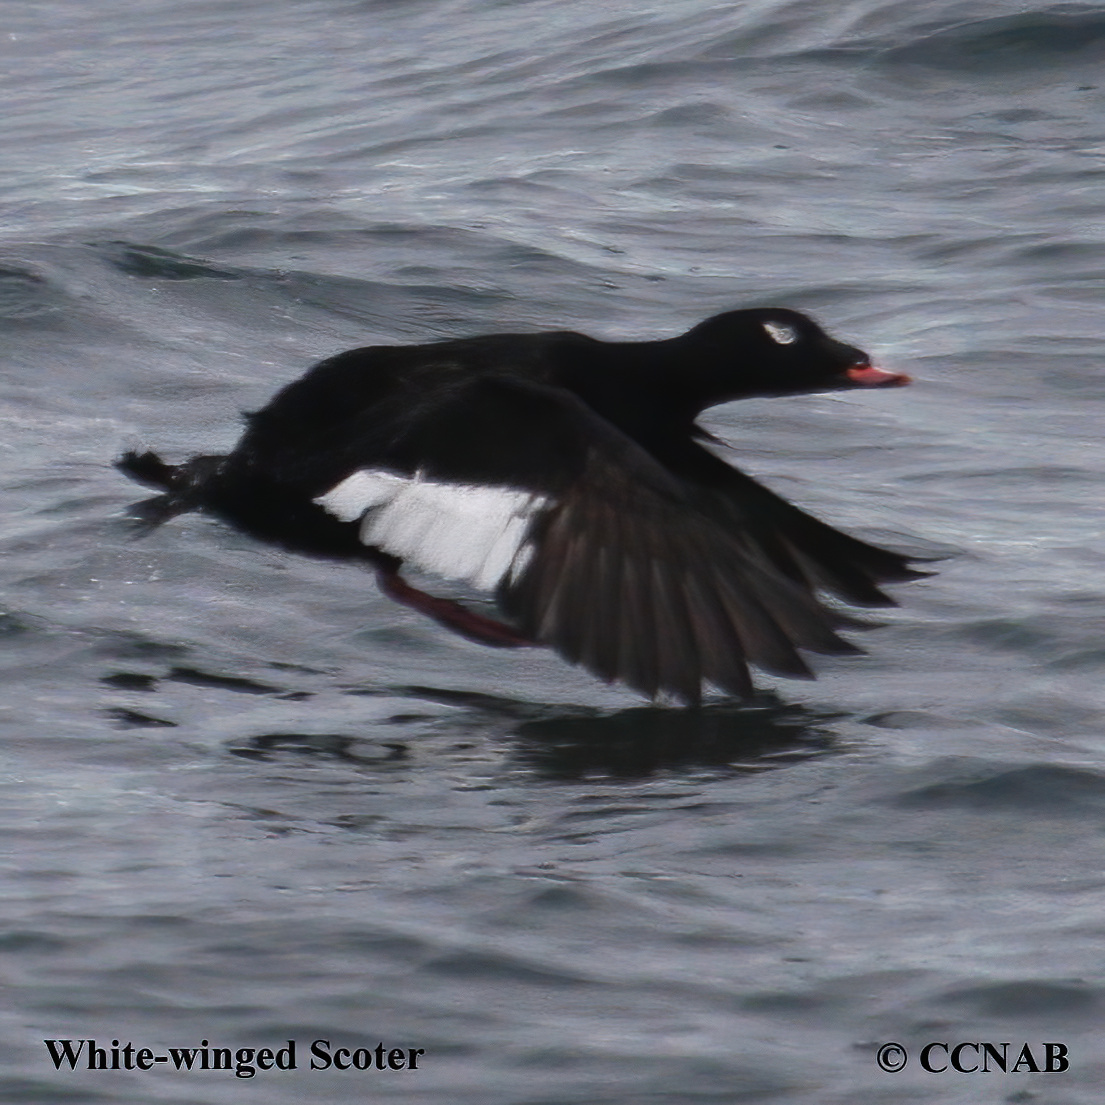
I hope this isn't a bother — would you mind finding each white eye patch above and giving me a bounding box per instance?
[763,321,798,345]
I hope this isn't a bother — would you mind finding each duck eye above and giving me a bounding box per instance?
[763,321,798,345]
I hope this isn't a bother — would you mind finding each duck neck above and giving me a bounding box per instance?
[570,334,741,439]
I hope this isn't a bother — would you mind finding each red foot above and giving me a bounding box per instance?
[376,567,531,648]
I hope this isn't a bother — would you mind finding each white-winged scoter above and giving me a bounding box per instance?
[118,307,926,705]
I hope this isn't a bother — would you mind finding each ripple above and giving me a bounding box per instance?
[894,763,1105,814]
[0,266,66,321]
[164,665,278,694]
[940,978,1099,1018]
[95,241,242,282]
[878,11,1105,74]
[103,706,177,729]
[424,948,594,988]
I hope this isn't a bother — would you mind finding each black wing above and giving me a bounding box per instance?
[662,435,930,607]
[315,374,925,704]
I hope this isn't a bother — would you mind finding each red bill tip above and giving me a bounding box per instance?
[845,364,912,388]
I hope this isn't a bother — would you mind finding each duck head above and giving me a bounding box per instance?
[684,307,910,406]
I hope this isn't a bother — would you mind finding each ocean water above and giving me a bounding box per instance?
[3,0,1105,1101]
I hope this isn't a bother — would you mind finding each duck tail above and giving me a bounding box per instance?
[116,450,228,531]
[115,450,178,491]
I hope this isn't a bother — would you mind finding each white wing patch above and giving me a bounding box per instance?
[315,469,547,591]
[315,469,408,522]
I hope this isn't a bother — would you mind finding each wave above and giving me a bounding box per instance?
[895,762,1105,813]
[876,9,1105,72]
[0,265,68,322]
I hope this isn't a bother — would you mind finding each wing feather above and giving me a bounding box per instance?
[311,374,926,702]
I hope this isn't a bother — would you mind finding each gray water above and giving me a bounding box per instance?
[4,1,1105,1102]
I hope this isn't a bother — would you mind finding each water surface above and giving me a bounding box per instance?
[4,1,1105,1101]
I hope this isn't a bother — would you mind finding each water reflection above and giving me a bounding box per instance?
[391,684,842,780]
[97,652,843,781]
